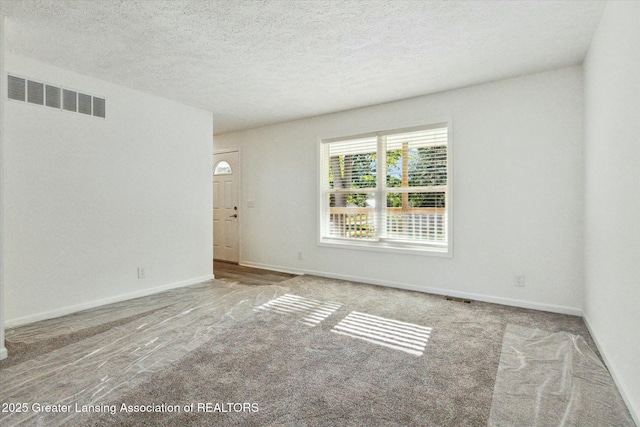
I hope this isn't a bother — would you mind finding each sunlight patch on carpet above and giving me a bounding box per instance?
[331,311,431,356]
[255,294,342,326]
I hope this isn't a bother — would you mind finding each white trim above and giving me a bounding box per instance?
[446,119,454,257]
[4,275,214,328]
[583,314,640,426]
[240,261,582,316]
[318,240,451,257]
[240,261,303,276]
[317,139,326,248]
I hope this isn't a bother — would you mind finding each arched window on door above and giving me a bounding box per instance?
[213,161,232,175]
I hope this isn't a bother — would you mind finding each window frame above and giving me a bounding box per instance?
[317,119,453,257]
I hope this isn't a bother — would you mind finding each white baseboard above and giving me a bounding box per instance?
[240,261,304,276]
[583,315,640,426]
[240,261,583,316]
[0,346,7,360]
[4,275,214,328]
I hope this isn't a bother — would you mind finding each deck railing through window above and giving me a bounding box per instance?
[329,207,446,242]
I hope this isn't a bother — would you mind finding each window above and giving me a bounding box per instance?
[319,122,451,255]
[213,161,232,175]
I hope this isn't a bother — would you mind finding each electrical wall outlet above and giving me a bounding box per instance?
[297,251,302,260]
[515,274,525,287]
[138,267,145,279]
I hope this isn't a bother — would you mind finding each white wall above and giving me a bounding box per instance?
[215,66,584,314]
[3,54,213,326]
[0,17,7,359]
[583,1,640,423]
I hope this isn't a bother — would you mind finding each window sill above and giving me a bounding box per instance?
[318,238,452,258]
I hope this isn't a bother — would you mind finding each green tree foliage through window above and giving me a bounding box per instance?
[330,146,446,208]
[329,151,378,207]
[322,124,449,249]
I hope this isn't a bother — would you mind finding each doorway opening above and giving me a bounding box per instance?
[213,150,239,264]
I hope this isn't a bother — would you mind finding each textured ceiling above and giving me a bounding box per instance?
[1,0,605,134]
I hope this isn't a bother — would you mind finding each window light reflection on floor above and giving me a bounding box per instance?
[331,311,432,356]
[255,294,342,326]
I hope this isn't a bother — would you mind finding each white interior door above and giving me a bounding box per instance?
[213,151,239,263]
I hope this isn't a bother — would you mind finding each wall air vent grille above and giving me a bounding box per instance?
[93,97,106,118]
[78,93,92,115]
[444,296,472,304]
[8,75,25,101]
[62,89,77,112]
[27,80,44,105]
[45,85,61,108]
[7,74,106,118]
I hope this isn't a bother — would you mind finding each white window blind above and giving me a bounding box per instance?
[320,123,450,253]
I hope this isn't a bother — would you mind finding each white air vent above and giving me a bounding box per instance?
[45,85,61,108]
[8,75,25,101]
[93,97,105,118]
[62,89,77,112]
[7,74,106,119]
[78,93,92,115]
[27,80,44,105]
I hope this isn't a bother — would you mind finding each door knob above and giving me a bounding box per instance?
[230,214,238,218]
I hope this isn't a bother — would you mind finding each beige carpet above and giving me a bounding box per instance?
[0,275,634,426]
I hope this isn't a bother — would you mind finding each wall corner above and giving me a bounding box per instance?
[0,15,8,360]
